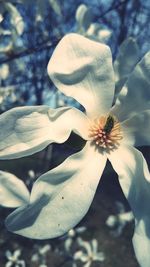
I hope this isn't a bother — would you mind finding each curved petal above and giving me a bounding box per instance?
[77,237,92,255]
[91,239,98,254]
[108,145,150,267]
[75,4,93,32]
[114,37,140,97]
[74,250,84,260]
[47,33,115,118]
[64,238,72,251]
[133,230,150,267]
[112,51,150,122]
[84,262,91,267]
[5,142,106,239]
[0,105,90,159]
[5,262,12,267]
[0,171,29,208]
[121,110,150,147]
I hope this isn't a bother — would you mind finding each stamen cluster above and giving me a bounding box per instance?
[89,114,122,150]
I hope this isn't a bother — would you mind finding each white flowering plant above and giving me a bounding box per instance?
[73,237,105,267]
[75,4,112,43]
[0,34,149,267]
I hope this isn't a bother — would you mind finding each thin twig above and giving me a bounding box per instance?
[0,37,61,64]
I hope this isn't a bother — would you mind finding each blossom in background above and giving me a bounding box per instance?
[73,238,105,267]
[106,201,134,237]
[62,226,87,251]
[25,169,36,187]
[0,34,149,267]
[0,2,25,54]
[0,84,16,109]
[28,170,35,179]
[5,249,25,267]
[31,244,51,267]
[75,4,112,43]
[0,64,9,80]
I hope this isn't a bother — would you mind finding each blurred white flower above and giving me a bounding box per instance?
[75,4,112,43]
[0,85,16,109]
[75,4,93,33]
[5,249,25,267]
[63,226,87,251]
[28,170,35,179]
[4,2,24,36]
[25,170,36,187]
[31,244,51,266]
[0,64,9,80]
[73,238,105,267]
[86,22,112,43]
[106,201,134,237]
[49,0,62,16]
[39,244,51,255]
[0,2,25,55]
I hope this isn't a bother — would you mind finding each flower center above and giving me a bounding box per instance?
[89,114,122,150]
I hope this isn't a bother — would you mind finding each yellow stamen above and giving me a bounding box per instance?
[89,114,123,150]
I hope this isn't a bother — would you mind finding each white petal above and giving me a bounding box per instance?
[114,37,140,97]
[83,261,91,267]
[112,51,150,121]
[14,249,21,259]
[74,250,84,260]
[0,105,89,159]
[0,171,29,208]
[5,250,12,259]
[121,110,150,147]
[108,145,150,267]
[133,231,150,267]
[76,226,87,233]
[91,239,98,254]
[5,142,106,239]
[96,29,112,43]
[47,33,115,118]
[77,237,92,255]
[18,261,25,267]
[95,252,105,261]
[75,4,93,31]
[5,262,12,267]
[64,238,72,251]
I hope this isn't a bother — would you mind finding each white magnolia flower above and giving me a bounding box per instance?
[73,238,105,267]
[0,34,149,267]
[5,249,25,267]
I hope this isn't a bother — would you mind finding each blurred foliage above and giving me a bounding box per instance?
[0,0,150,111]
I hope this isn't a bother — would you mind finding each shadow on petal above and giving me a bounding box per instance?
[5,194,50,231]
